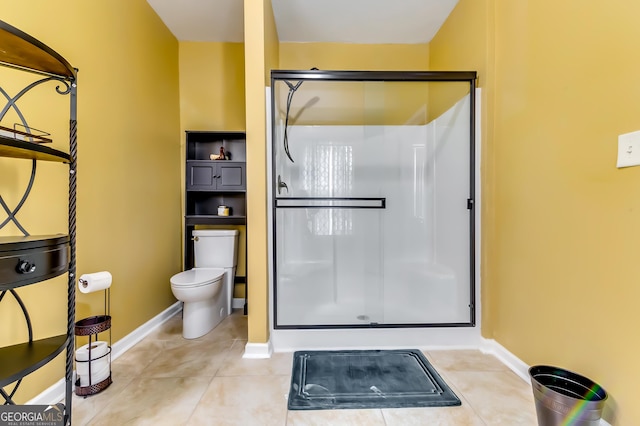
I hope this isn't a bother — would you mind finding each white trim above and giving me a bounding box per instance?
[480,338,531,383]
[272,327,482,353]
[27,301,182,405]
[25,377,67,407]
[242,341,273,359]
[232,297,245,309]
[474,87,482,329]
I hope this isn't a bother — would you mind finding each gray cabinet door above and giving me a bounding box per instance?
[218,163,245,190]
[187,161,217,190]
[187,161,245,191]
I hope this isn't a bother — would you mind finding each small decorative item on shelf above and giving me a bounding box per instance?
[218,205,230,216]
[210,146,227,160]
[0,123,52,144]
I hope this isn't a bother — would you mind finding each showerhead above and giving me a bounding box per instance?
[284,68,319,92]
[282,67,319,163]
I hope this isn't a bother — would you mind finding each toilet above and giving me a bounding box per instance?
[170,229,239,339]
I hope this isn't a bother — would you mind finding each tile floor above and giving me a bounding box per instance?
[70,310,539,425]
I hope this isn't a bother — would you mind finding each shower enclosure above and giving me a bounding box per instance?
[270,70,476,330]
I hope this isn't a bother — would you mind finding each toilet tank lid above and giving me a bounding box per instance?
[192,229,239,237]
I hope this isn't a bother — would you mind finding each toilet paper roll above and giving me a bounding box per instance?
[78,364,110,386]
[78,271,112,293]
[75,341,109,377]
[76,341,108,362]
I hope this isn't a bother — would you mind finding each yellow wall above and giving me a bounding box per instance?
[0,0,181,402]
[179,42,246,131]
[279,43,429,71]
[432,0,640,423]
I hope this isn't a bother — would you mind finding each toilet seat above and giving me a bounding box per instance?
[170,268,224,288]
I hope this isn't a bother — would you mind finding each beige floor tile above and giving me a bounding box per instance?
[86,376,211,426]
[143,338,235,378]
[70,340,171,425]
[187,375,289,426]
[145,314,184,341]
[287,408,386,426]
[446,370,537,425]
[70,368,131,426]
[112,339,180,378]
[382,405,486,426]
[216,341,293,377]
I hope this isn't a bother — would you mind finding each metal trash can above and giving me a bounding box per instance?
[529,365,607,426]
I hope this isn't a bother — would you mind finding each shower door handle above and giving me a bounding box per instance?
[275,197,386,209]
[277,175,289,194]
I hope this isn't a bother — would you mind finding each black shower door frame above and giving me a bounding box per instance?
[270,70,477,330]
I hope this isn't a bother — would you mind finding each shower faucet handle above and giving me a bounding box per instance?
[277,175,289,194]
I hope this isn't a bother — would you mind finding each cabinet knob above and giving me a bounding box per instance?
[16,260,36,274]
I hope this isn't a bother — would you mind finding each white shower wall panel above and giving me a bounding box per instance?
[275,94,472,326]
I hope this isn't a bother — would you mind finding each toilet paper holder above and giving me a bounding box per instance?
[74,286,112,396]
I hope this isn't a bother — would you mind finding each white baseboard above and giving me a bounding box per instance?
[27,301,183,406]
[243,341,273,359]
[232,298,245,310]
[480,337,531,383]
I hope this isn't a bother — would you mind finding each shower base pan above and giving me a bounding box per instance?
[288,349,461,410]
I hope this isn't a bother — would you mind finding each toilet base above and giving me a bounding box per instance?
[182,299,227,339]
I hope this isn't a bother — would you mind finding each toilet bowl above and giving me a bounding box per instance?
[170,230,239,339]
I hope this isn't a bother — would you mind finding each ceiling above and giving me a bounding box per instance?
[146,0,459,44]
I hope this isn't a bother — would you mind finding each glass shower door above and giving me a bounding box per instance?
[274,204,384,326]
[271,71,476,329]
[273,123,386,327]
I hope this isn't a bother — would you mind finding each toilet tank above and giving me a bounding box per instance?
[193,229,239,268]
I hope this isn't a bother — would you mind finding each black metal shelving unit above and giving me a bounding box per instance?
[0,19,77,426]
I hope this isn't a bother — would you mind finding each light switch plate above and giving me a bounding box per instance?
[617,130,640,168]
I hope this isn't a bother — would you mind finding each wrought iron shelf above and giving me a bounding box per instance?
[0,18,76,421]
[0,20,75,79]
[0,334,68,387]
[0,134,71,162]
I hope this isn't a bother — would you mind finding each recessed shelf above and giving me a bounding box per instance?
[0,334,68,387]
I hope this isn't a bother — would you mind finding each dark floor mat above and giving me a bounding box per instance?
[288,349,461,410]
